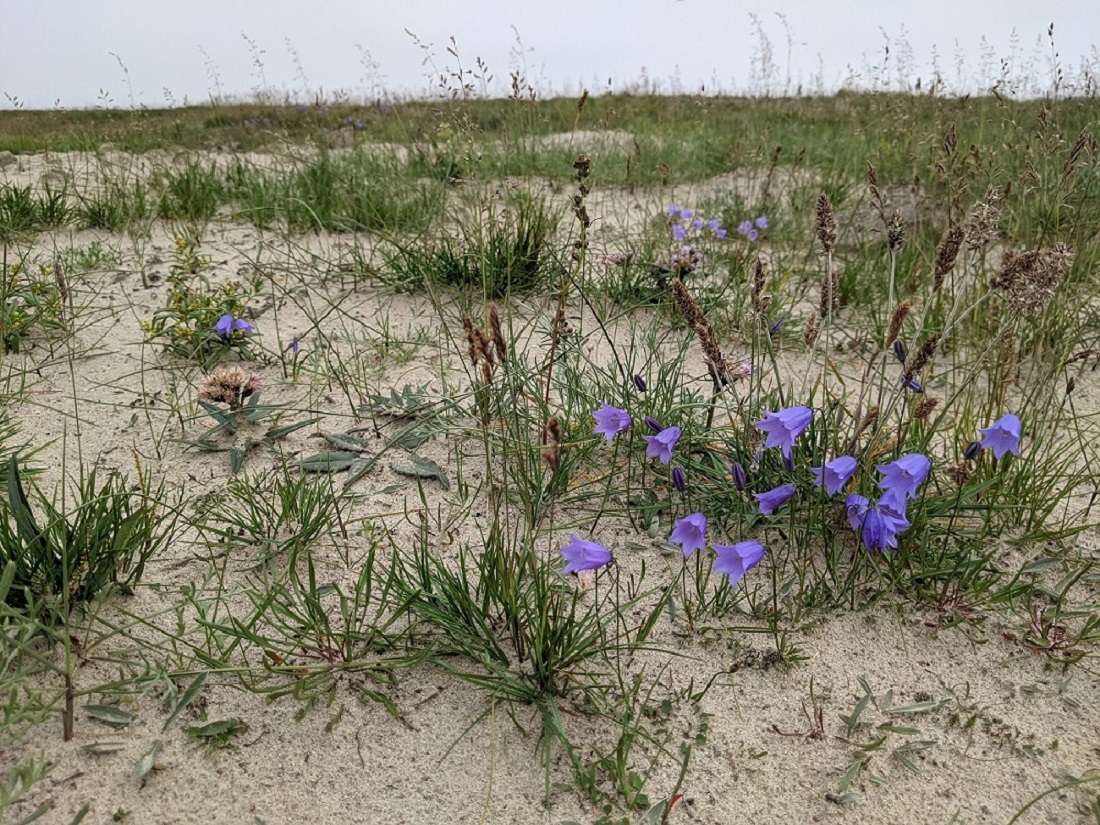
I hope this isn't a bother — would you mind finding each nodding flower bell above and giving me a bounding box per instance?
[892,339,907,363]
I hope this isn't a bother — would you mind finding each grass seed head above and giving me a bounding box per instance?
[933,225,966,291]
[814,192,838,254]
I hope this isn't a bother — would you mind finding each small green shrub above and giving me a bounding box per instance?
[142,236,259,366]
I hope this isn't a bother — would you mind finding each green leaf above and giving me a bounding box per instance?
[85,704,136,726]
[197,400,232,426]
[131,740,161,782]
[299,451,358,473]
[1022,558,1062,574]
[186,718,244,739]
[887,700,950,715]
[344,457,375,489]
[162,673,207,732]
[229,447,246,474]
[323,432,368,451]
[395,428,431,450]
[7,455,42,551]
[392,455,449,489]
[265,417,321,442]
[80,741,126,755]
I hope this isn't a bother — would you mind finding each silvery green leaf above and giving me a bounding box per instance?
[392,455,449,489]
[132,740,161,782]
[85,704,136,726]
[323,432,368,451]
[299,451,358,472]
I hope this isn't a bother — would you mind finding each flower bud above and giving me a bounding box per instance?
[964,440,982,461]
[644,416,663,433]
[730,461,746,491]
[633,374,647,393]
[671,465,686,492]
[893,339,907,363]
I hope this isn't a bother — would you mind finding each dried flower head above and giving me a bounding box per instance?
[814,192,838,254]
[991,243,1075,314]
[914,396,940,420]
[671,278,729,385]
[751,257,770,321]
[543,416,562,472]
[933,225,966,292]
[488,303,507,363]
[53,261,69,304]
[803,311,820,348]
[885,300,912,348]
[199,366,262,408]
[818,268,840,317]
[965,186,1004,250]
[461,314,480,366]
[904,334,940,382]
[886,211,905,252]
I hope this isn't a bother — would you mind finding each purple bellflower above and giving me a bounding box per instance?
[560,535,613,575]
[755,482,796,515]
[978,414,1022,460]
[876,453,931,510]
[592,403,632,443]
[670,512,708,558]
[215,313,254,337]
[671,464,687,492]
[846,494,910,551]
[643,426,682,464]
[755,215,769,229]
[754,405,813,459]
[812,456,858,497]
[713,540,766,586]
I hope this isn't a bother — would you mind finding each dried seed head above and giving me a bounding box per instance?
[672,278,729,385]
[543,416,562,472]
[904,334,940,381]
[914,396,940,420]
[461,314,480,366]
[942,123,958,158]
[933,225,966,291]
[814,192,838,254]
[886,211,905,252]
[53,261,68,303]
[1061,128,1097,186]
[886,300,912,347]
[199,366,262,408]
[488,303,507,363]
[751,257,770,321]
[991,242,1075,314]
[818,269,840,317]
[572,153,591,181]
[965,186,1004,250]
[803,311,820,348]
[867,161,883,219]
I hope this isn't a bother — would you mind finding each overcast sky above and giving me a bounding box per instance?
[1,2,1098,109]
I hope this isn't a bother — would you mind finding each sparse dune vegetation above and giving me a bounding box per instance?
[2,30,1100,825]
